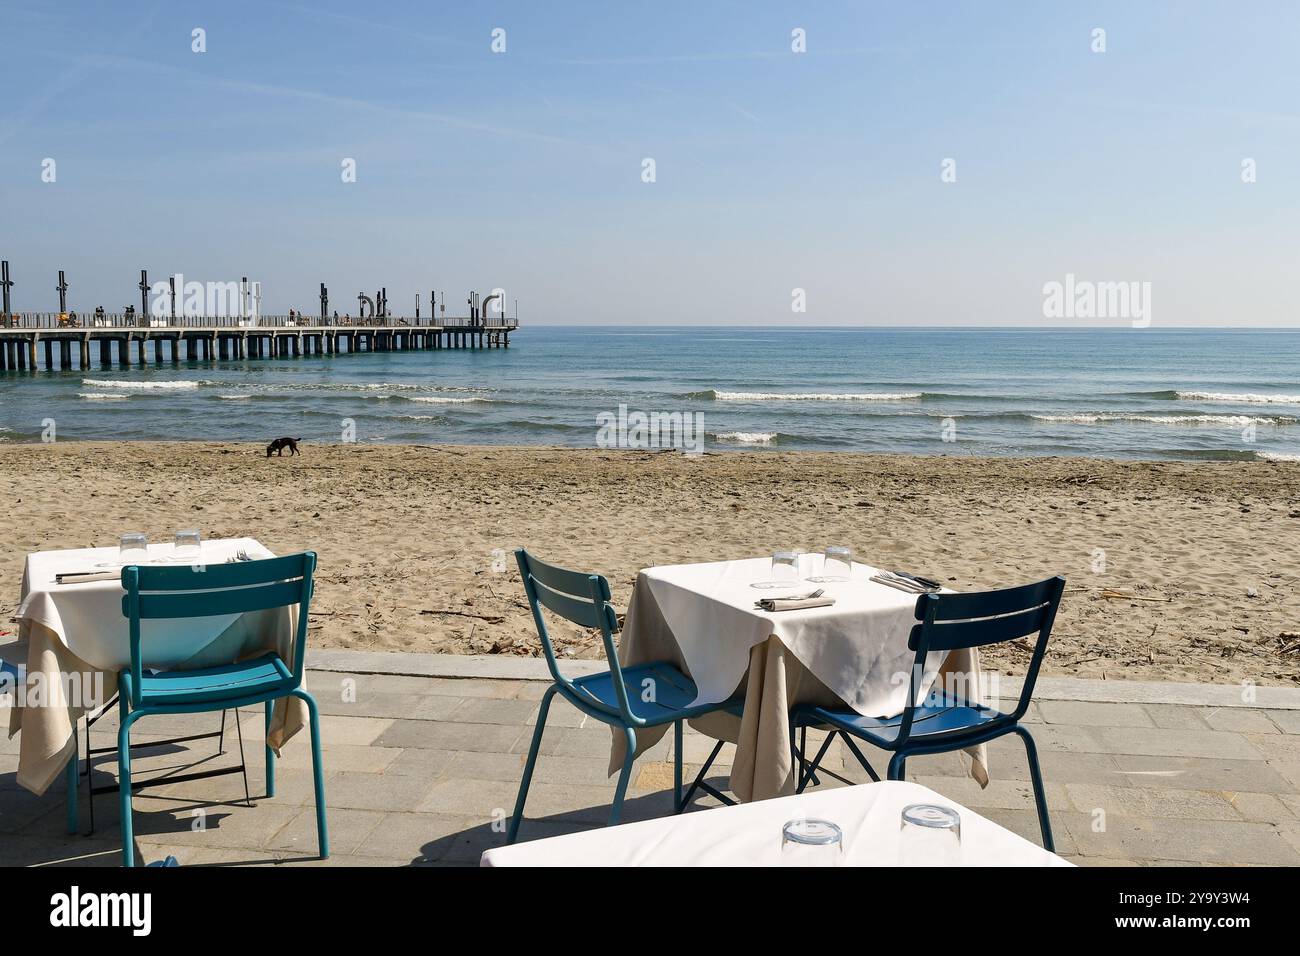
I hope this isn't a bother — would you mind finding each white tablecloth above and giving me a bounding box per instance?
[482,780,1070,867]
[7,537,307,795]
[18,538,277,672]
[643,555,951,717]
[613,555,987,801]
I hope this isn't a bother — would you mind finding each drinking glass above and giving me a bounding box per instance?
[898,803,962,866]
[173,529,202,562]
[771,550,800,584]
[810,546,852,583]
[751,550,802,589]
[119,533,149,566]
[781,818,843,866]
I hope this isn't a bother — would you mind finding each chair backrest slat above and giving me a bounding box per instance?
[124,554,308,591]
[908,603,1051,652]
[515,549,633,723]
[526,552,612,604]
[531,578,606,630]
[130,579,305,620]
[120,552,315,707]
[918,577,1060,621]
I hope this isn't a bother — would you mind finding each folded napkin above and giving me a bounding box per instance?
[756,596,835,612]
[55,570,120,585]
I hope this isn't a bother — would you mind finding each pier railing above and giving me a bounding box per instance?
[0,312,520,331]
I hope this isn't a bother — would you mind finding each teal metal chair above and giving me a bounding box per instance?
[0,656,79,834]
[508,549,741,844]
[792,576,1066,851]
[116,553,328,867]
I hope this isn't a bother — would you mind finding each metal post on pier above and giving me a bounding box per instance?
[57,270,68,314]
[1,261,12,320]
[320,283,328,323]
[169,276,177,321]
[138,270,149,324]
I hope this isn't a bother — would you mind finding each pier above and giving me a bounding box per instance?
[0,262,520,372]
[0,314,517,372]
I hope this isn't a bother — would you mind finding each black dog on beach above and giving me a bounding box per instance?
[266,437,302,457]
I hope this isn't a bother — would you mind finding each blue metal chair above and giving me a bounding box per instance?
[0,655,79,834]
[508,549,741,844]
[116,553,327,867]
[792,576,1065,851]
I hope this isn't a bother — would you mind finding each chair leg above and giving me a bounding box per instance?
[264,699,275,798]
[233,707,251,806]
[85,716,96,834]
[886,752,907,780]
[798,732,836,794]
[1014,725,1055,852]
[294,690,328,859]
[65,725,79,836]
[673,720,683,812]
[679,739,728,810]
[799,724,820,787]
[117,699,137,868]
[838,732,882,783]
[507,684,556,844]
[609,725,637,828]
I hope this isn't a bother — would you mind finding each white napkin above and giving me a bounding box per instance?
[756,596,836,612]
[55,571,121,585]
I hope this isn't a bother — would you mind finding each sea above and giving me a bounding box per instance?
[1,327,1297,462]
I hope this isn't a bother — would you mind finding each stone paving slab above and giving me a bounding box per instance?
[2,649,1298,867]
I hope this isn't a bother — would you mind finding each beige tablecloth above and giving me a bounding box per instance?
[5,538,307,795]
[610,558,989,802]
[482,780,1068,867]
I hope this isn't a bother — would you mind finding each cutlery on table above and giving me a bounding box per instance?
[890,569,943,589]
[870,573,939,594]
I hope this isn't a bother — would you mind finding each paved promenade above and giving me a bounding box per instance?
[2,650,1297,866]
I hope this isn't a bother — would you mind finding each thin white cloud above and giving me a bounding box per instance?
[54,52,619,156]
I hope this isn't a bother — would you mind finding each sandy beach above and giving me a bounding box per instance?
[1,441,1296,686]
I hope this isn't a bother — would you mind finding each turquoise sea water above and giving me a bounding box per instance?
[1,327,1297,461]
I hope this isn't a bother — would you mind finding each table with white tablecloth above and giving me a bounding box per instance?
[5,537,307,795]
[482,780,1069,866]
[613,555,988,802]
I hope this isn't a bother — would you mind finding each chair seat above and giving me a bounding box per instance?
[568,662,740,725]
[120,652,293,707]
[801,692,1006,748]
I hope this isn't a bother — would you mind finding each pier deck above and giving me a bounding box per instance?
[0,315,517,371]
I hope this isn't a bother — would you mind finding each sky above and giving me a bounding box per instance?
[0,1,1297,326]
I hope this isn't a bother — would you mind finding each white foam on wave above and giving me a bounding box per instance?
[77,392,130,401]
[82,379,198,391]
[217,394,252,400]
[1177,391,1300,404]
[1033,413,1288,426]
[409,396,483,404]
[206,380,480,394]
[711,391,921,402]
[713,431,778,444]
[1258,451,1300,462]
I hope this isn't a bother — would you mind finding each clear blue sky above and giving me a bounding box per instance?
[1,1,1296,326]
